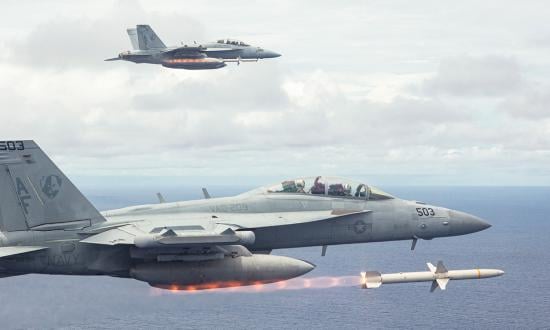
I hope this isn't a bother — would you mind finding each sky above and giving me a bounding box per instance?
[1,0,549,187]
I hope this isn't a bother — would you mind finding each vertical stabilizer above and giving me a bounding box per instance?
[126,28,139,50]
[0,140,105,231]
[136,25,166,50]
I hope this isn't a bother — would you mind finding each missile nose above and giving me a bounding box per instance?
[261,50,282,58]
[479,269,505,278]
[449,210,491,236]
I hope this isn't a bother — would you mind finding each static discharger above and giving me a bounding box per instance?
[360,261,504,292]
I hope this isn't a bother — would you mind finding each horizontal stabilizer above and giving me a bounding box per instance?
[0,246,48,258]
[80,225,139,245]
[104,57,121,61]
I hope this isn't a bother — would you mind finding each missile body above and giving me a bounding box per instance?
[361,261,504,291]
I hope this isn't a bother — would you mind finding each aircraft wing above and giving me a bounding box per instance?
[214,210,371,229]
[0,246,48,258]
[81,224,245,246]
[161,46,241,58]
[80,222,253,261]
[101,209,369,230]
[201,47,239,52]
[160,46,206,58]
[83,210,369,246]
[80,210,368,261]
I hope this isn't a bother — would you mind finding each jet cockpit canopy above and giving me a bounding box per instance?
[248,176,394,200]
[216,39,250,47]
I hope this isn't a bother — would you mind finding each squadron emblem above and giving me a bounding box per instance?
[40,175,62,199]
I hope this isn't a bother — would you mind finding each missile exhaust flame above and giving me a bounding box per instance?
[149,275,362,295]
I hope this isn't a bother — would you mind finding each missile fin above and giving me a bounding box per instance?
[436,278,449,290]
[427,262,436,273]
[430,280,438,292]
[435,261,448,274]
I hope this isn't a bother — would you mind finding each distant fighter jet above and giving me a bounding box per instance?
[105,25,281,70]
[0,141,491,290]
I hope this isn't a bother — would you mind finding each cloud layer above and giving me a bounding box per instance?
[0,0,549,186]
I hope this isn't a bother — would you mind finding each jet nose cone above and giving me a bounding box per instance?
[449,210,491,236]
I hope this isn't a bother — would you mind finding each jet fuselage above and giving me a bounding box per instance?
[0,190,489,277]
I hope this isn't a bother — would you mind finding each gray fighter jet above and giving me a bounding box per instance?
[105,25,281,70]
[0,141,490,290]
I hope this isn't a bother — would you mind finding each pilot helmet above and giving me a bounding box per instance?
[295,179,305,188]
[343,184,352,193]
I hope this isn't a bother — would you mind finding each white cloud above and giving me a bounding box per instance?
[0,0,549,186]
[500,85,550,119]
[422,55,522,97]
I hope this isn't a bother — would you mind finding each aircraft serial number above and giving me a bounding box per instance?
[0,140,25,151]
[416,207,435,216]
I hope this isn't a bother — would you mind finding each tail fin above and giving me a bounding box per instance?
[0,140,105,232]
[135,25,166,50]
[126,28,139,50]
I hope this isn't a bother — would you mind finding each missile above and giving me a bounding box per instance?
[360,261,504,292]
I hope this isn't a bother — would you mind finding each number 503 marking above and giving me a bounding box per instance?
[0,141,25,151]
[416,207,435,216]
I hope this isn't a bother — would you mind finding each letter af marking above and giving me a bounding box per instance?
[15,177,31,214]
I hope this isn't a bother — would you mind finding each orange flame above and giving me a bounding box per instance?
[150,275,362,296]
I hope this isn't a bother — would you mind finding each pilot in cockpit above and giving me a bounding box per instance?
[355,184,367,197]
[295,179,305,193]
[343,184,352,196]
[281,179,306,193]
[311,176,325,194]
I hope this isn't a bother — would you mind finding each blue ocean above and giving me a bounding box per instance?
[1,186,548,329]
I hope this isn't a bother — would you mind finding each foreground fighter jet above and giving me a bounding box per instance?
[105,25,281,70]
[0,141,490,290]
